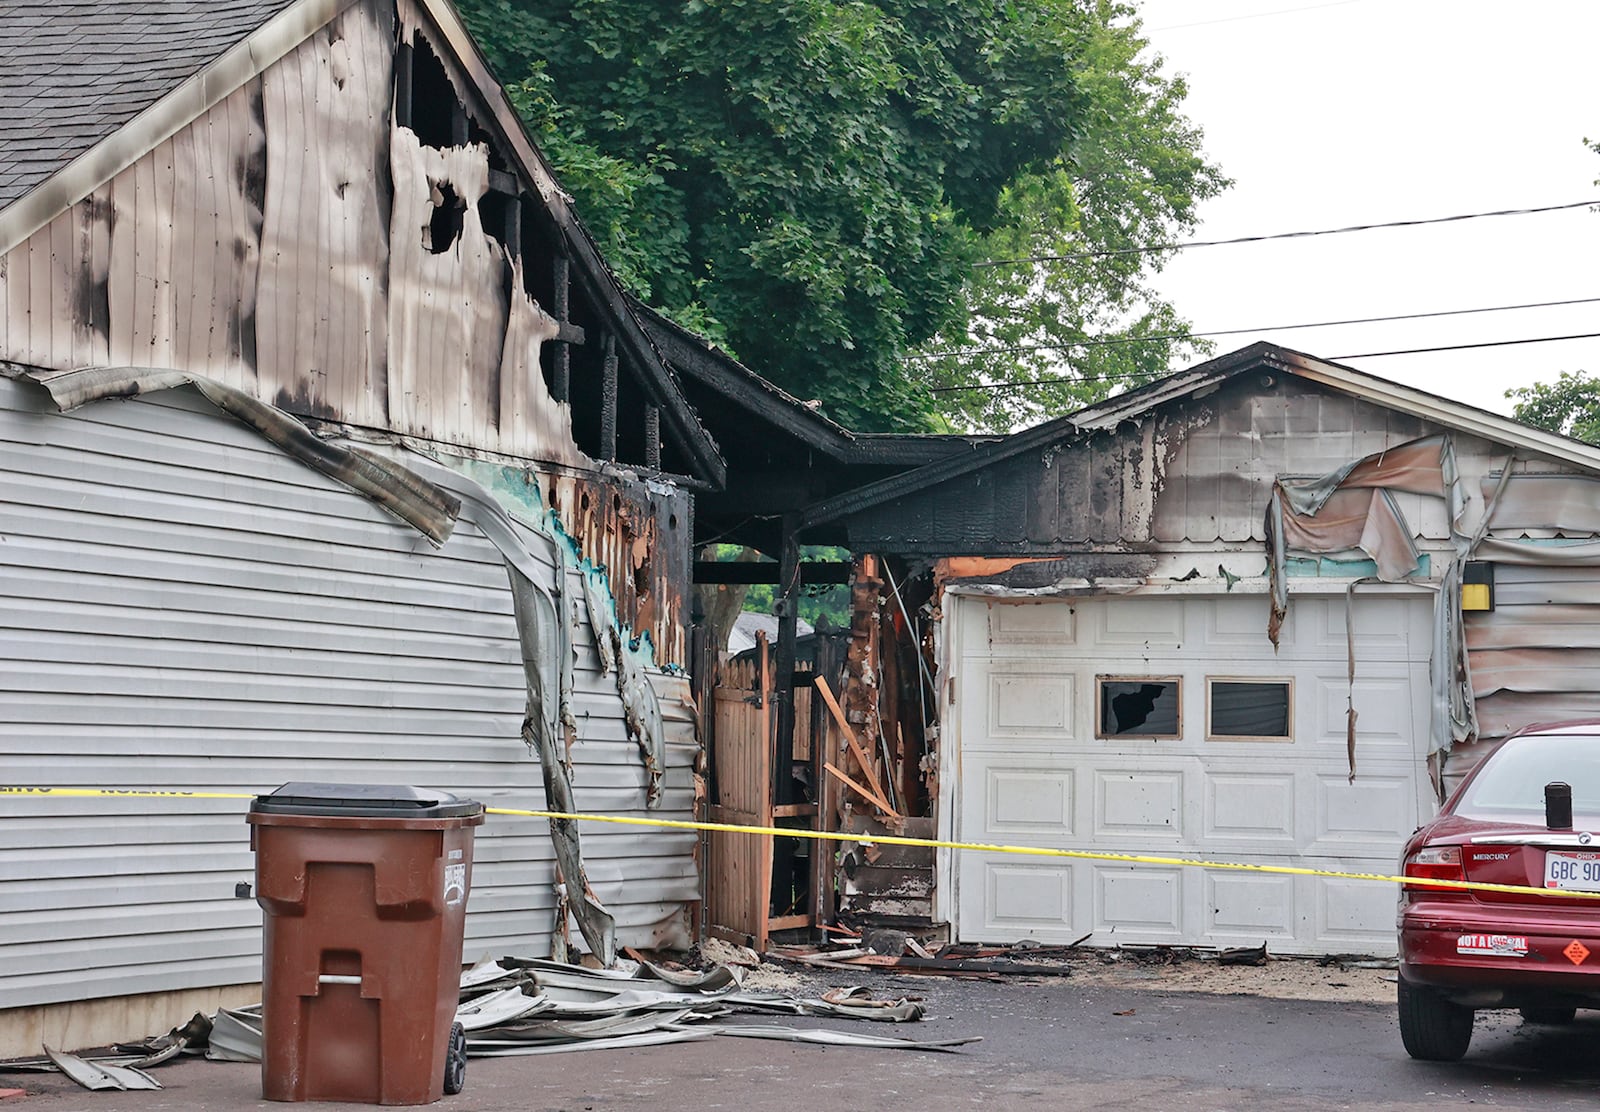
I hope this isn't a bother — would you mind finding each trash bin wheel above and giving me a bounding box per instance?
[443,1021,467,1095]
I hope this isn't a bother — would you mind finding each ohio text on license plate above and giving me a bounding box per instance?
[1545,851,1600,891]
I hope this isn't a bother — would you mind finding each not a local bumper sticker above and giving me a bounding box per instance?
[1456,933,1529,957]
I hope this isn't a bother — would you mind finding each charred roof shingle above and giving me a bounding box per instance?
[0,0,299,210]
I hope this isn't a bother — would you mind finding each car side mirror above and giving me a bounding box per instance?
[1545,781,1573,830]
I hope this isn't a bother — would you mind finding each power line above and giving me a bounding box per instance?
[1332,332,1600,360]
[927,331,1600,394]
[973,199,1600,269]
[907,295,1600,362]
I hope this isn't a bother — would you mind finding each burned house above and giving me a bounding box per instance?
[0,0,722,1054]
[814,344,1600,954]
[687,343,1600,956]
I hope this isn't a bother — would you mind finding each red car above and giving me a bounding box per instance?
[1397,721,1600,1061]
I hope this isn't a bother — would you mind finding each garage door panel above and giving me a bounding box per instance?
[1315,877,1396,950]
[979,600,1077,650]
[1203,772,1296,842]
[1309,673,1419,754]
[1205,871,1297,939]
[1308,595,1427,660]
[982,767,1075,837]
[1311,772,1418,851]
[1095,598,1184,649]
[1195,596,1286,651]
[1095,867,1183,938]
[961,660,1077,750]
[982,861,1074,932]
[1094,770,1184,840]
[990,669,1074,739]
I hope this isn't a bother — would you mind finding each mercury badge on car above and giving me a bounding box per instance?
[1396,721,1600,1061]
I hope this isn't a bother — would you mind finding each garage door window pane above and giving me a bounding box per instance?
[1208,680,1292,740]
[1097,678,1181,738]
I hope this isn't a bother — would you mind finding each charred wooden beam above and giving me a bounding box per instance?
[486,167,519,197]
[449,98,469,148]
[693,561,851,586]
[772,514,801,806]
[555,321,586,345]
[551,254,571,402]
[645,405,661,470]
[502,189,521,258]
[600,331,618,461]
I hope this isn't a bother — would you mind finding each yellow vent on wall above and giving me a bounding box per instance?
[1461,582,1492,611]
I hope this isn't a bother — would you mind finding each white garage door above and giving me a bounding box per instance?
[952,592,1435,956]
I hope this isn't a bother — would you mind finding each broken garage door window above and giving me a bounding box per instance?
[1207,679,1293,741]
[1097,677,1181,738]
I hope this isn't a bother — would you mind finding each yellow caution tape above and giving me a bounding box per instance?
[6,785,1599,902]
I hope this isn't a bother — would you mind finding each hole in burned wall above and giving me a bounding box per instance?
[478,191,515,249]
[426,181,465,253]
[408,36,461,149]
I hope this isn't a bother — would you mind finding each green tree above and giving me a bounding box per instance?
[1508,371,1600,444]
[460,0,1221,432]
[913,5,1227,431]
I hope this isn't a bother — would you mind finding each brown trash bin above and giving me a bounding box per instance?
[248,783,485,1105]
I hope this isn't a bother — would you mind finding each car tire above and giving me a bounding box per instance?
[1518,1007,1577,1026]
[1398,976,1474,1061]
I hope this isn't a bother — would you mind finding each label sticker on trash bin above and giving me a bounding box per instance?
[444,863,467,906]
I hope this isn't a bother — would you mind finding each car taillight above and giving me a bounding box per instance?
[1403,845,1464,892]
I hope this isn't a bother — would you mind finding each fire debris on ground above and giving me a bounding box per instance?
[0,954,979,1090]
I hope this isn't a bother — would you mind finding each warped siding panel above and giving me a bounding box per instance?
[0,0,576,460]
[256,4,392,423]
[1464,563,1600,740]
[0,378,695,1008]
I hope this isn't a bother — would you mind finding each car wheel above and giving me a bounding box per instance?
[1398,976,1474,1061]
[1518,1007,1577,1025]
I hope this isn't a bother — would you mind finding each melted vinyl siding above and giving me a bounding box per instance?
[1150,379,1436,545]
[0,0,580,466]
[0,377,695,1008]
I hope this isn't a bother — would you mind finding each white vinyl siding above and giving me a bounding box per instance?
[0,377,695,1007]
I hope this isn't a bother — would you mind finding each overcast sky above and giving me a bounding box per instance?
[1134,0,1600,418]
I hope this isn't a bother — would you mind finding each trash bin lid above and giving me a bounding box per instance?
[250,782,483,819]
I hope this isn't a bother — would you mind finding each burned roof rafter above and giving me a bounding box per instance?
[406,0,725,487]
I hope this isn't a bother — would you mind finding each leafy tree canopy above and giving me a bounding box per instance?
[1508,371,1600,444]
[459,0,1224,432]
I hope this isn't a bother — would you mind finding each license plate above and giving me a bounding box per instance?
[1545,851,1600,891]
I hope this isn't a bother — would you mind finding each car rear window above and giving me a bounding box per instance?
[1457,735,1600,818]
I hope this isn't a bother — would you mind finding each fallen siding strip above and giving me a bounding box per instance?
[407,457,618,965]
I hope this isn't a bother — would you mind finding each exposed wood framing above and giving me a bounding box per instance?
[600,330,617,461]
[550,253,571,402]
[772,514,801,806]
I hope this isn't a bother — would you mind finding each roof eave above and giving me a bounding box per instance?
[800,341,1600,530]
[414,0,726,487]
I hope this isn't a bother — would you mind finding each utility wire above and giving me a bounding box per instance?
[907,295,1600,362]
[973,199,1600,269]
[1332,332,1600,360]
[927,331,1600,394]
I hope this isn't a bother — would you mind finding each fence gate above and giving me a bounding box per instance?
[706,638,775,949]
